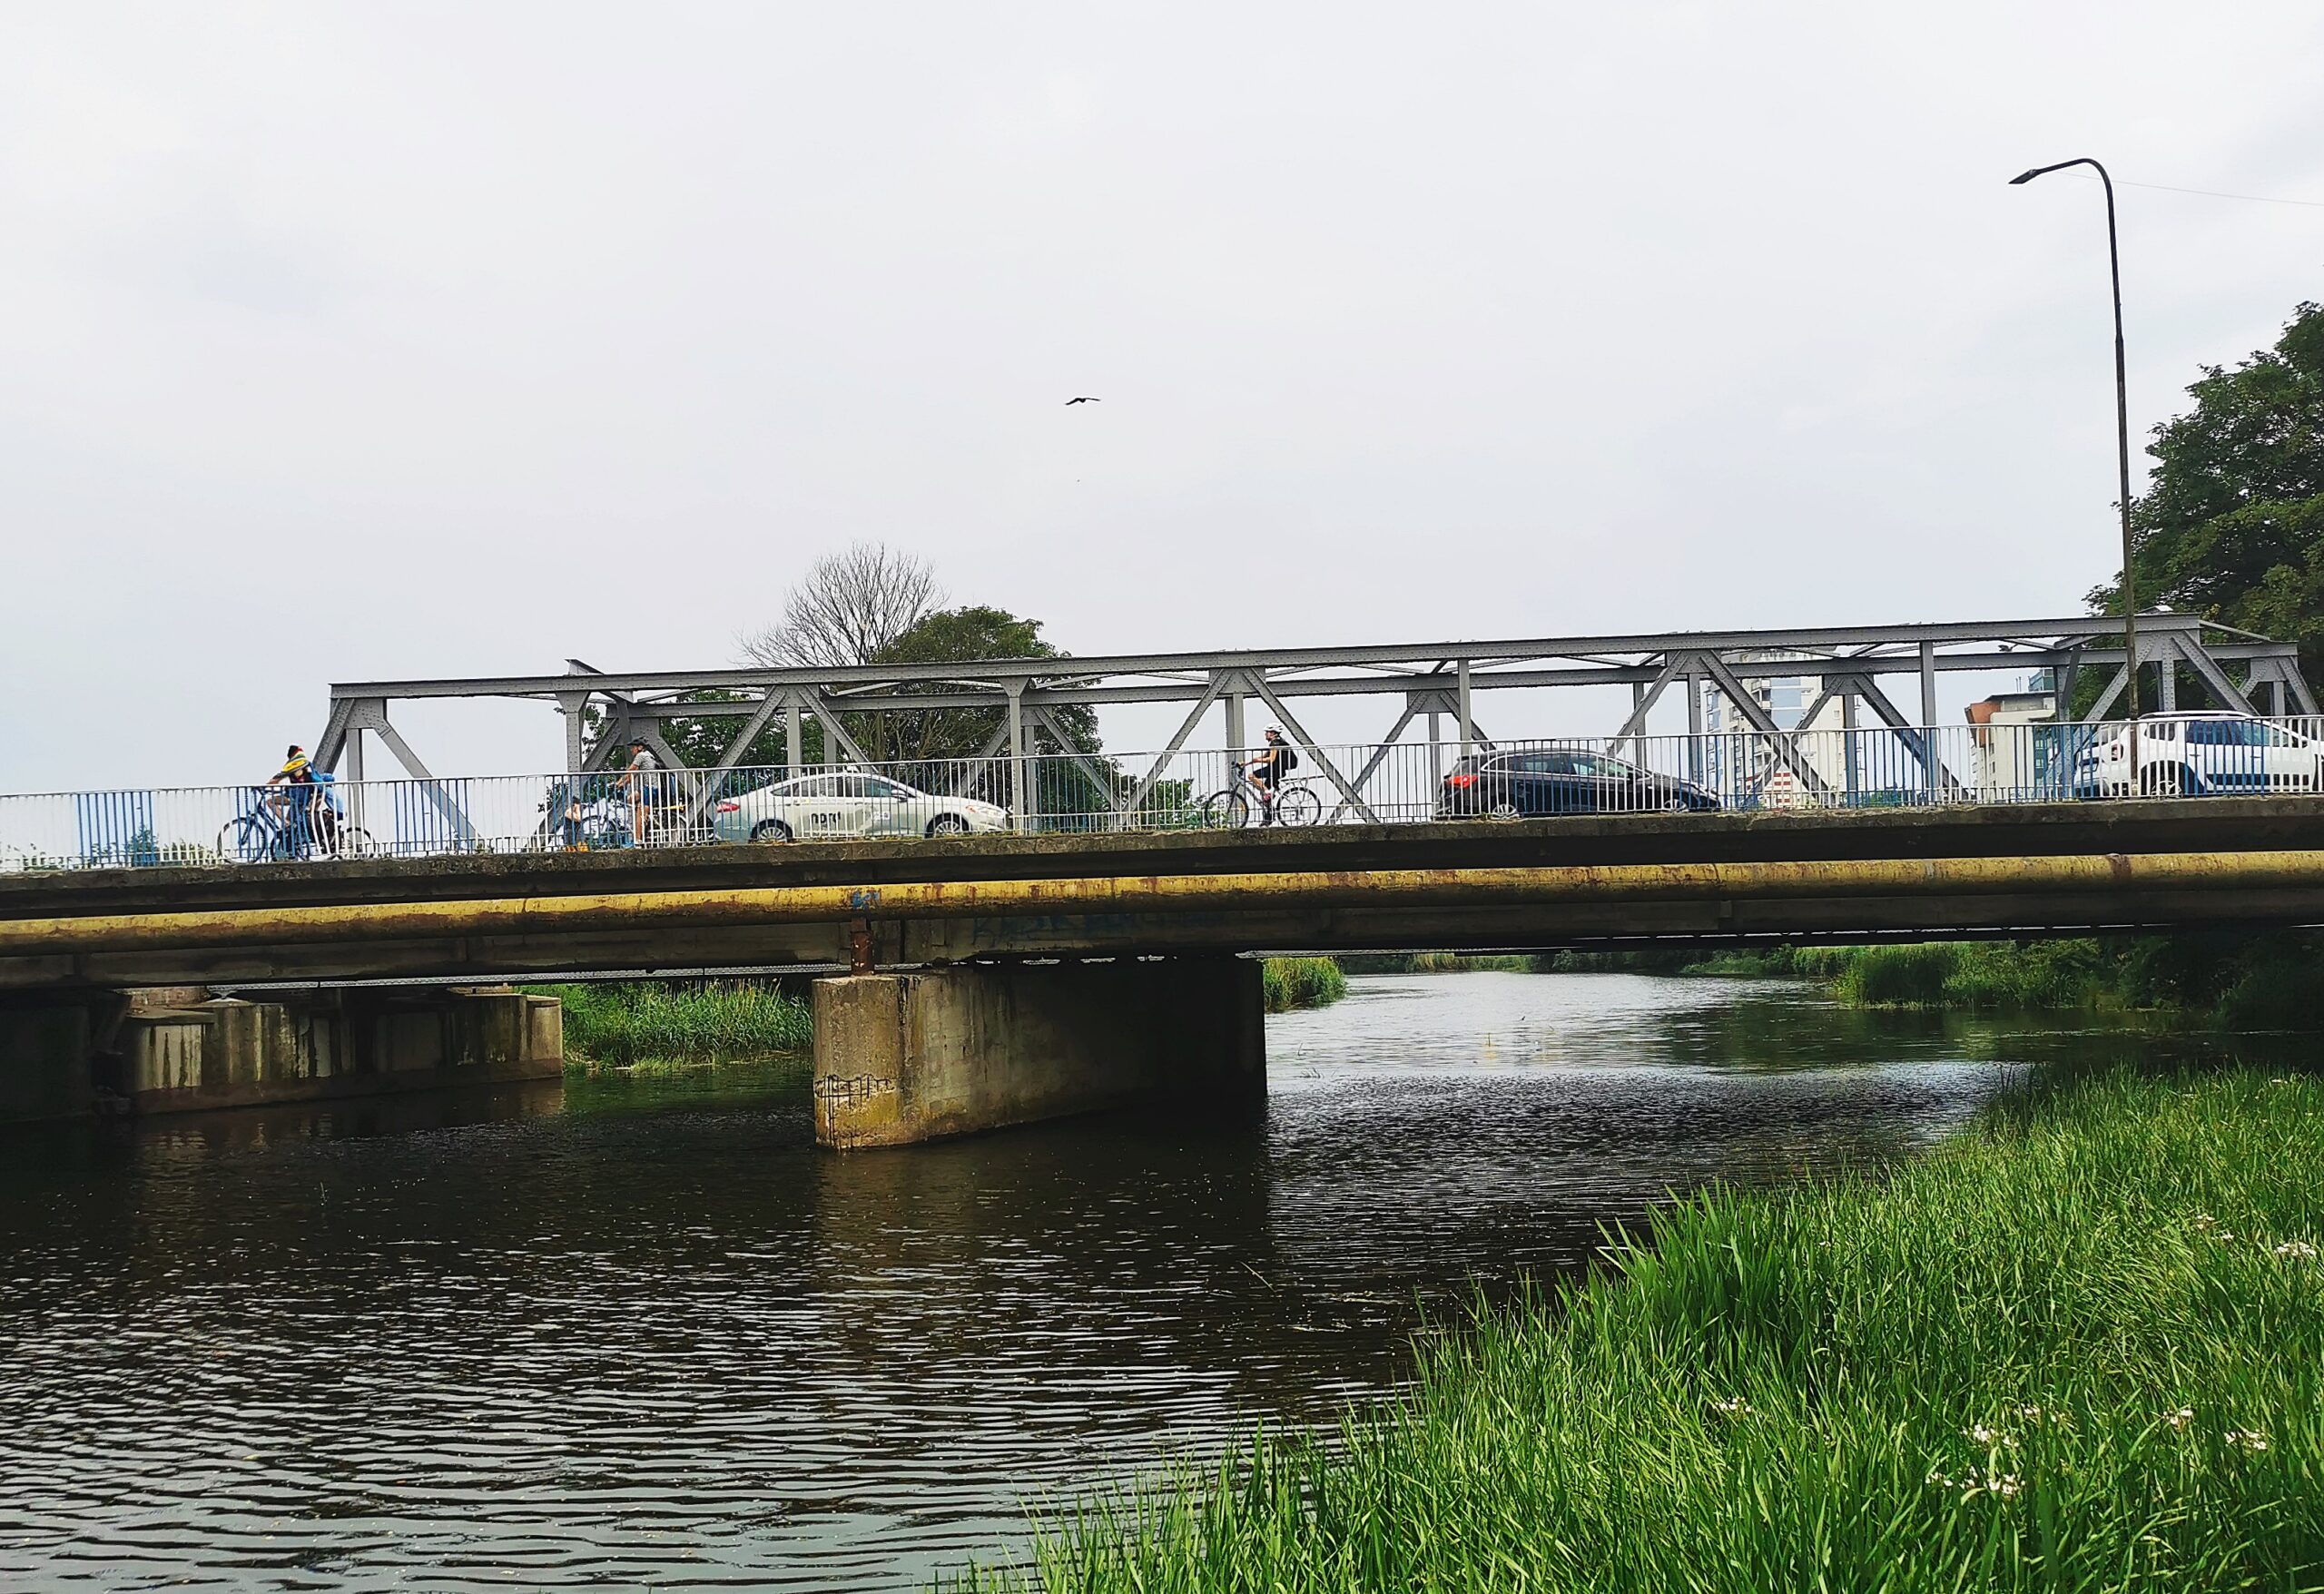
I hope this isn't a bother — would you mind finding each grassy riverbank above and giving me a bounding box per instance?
[963,1069,2324,1590]
[1675,933,2322,1028]
[551,979,812,1069]
[1261,957,1347,1011]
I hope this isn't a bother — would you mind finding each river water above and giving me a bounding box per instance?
[0,972,2181,1589]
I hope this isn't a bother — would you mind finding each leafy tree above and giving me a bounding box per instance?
[865,605,1100,764]
[656,689,805,774]
[858,606,1118,817]
[653,600,1113,823]
[2093,301,2324,697]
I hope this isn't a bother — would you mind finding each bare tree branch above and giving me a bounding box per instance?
[741,543,945,670]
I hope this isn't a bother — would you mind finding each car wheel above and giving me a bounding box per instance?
[926,813,971,837]
[751,819,794,843]
[1486,800,1522,822]
[2141,764,2197,798]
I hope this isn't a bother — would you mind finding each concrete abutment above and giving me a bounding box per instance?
[0,986,565,1122]
[812,957,1266,1149]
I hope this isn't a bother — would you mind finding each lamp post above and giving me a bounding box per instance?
[2010,157,2141,734]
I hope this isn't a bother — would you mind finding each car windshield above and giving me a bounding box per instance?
[2183,718,2270,746]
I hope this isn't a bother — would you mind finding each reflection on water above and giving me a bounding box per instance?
[0,973,2201,1589]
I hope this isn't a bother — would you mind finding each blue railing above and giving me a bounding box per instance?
[4,716,2320,872]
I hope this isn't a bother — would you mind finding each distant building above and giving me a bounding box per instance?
[1701,654,1851,802]
[1965,672,2061,798]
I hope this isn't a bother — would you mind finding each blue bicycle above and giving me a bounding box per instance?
[216,774,370,862]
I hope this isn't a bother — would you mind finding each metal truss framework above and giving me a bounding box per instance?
[314,614,2318,824]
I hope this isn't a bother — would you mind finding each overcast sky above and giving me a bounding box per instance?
[5,2,2323,790]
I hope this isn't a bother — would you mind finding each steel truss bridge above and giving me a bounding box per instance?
[315,613,2317,828]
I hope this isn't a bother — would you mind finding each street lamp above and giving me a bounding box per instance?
[2010,157,2140,730]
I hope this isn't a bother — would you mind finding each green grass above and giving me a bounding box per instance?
[1824,941,2113,1009]
[958,1070,2324,1591]
[549,979,813,1068]
[1808,934,2324,1024]
[1262,957,1348,1011]
[1492,935,2324,1027]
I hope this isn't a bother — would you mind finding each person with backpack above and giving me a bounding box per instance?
[1242,726,1299,825]
[267,743,321,857]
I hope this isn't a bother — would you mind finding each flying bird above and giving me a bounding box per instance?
[1065,396,1100,405]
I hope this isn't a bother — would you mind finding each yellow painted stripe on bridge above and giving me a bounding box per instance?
[5,851,2324,954]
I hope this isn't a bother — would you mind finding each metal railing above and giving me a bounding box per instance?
[6,716,2322,872]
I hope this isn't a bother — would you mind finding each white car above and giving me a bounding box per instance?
[2073,712,2324,797]
[711,772,1012,842]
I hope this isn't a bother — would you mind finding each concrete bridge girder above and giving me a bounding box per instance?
[9,802,2324,993]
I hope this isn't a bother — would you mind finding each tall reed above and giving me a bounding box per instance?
[552,979,812,1067]
[1261,957,1348,1011]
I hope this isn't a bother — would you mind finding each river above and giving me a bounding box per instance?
[0,971,2186,1589]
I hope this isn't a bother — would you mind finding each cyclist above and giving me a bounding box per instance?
[267,744,321,856]
[617,738,663,844]
[1241,727,1298,825]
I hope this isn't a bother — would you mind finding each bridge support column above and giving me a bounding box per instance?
[812,957,1265,1149]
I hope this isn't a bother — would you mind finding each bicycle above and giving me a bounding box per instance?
[543,786,715,851]
[216,780,372,862]
[1197,764,1323,829]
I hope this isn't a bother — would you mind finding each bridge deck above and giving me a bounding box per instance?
[4,799,2320,989]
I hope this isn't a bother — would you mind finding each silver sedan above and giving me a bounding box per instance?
[711,772,1012,843]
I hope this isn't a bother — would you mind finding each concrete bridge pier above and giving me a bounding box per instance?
[812,956,1265,1149]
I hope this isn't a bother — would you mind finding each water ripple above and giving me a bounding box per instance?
[0,973,2063,1590]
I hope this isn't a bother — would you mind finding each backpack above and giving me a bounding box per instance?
[1278,744,1299,773]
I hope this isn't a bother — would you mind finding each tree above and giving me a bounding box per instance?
[866,605,1102,767]
[741,542,943,670]
[656,568,1107,817]
[652,543,940,774]
[2093,301,2324,696]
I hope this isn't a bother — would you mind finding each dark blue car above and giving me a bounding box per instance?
[1438,747,1719,818]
